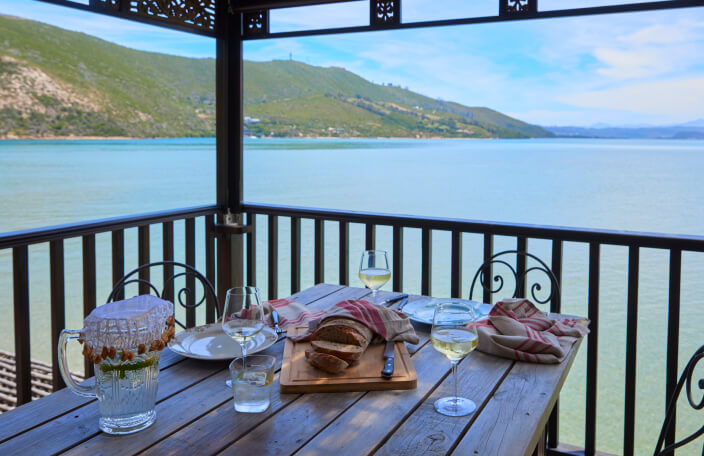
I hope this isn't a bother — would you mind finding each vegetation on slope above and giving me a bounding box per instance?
[0,15,551,139]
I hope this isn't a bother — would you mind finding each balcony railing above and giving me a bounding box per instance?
[1,202,703,455]
[0,205,218,408]
[241,201,704,456]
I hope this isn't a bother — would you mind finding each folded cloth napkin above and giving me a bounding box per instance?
[261,298,419,345]
[470,298,589,364]
[261,298,328,331]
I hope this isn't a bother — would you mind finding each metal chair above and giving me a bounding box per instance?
[107,261,219,329]
[654,344,704,456]
[469,250,561,453]
[468,250,561,306]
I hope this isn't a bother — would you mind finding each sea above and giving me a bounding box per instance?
[1,137,703,455]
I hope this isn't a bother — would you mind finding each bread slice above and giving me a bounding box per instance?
[305,350,349,374]
[312,317,373,349]
[311,340,365,363]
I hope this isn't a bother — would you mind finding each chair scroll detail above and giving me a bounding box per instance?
[107,261,219,329]
[468,250,560,305]
[653,344,704,456]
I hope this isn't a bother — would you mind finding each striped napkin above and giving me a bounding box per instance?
[262,298,419,344]
[470,298,589,363]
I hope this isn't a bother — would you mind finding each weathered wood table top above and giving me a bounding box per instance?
[0,284,581,456]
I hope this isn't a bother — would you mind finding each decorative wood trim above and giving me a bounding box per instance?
[90,0,119,10]
[39,0,217,37]
[371,0,400,26]
[500,0,537,16]
[243,9,270,37]
[127,0,216,33]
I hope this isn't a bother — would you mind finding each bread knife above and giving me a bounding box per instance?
[381,340,395,379]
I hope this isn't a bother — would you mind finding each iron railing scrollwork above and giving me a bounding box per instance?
[107,261,220,329]
[468,250,560,305]
[654,344,704,456]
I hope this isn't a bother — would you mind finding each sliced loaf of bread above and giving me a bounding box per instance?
[311,340,365,363]
[311,317,373,349]
[305,350,349,374]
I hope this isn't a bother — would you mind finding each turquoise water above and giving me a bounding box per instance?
[1,137,703,454]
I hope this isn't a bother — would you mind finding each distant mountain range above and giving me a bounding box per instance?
[545,122,704,139]
[0,14,552,139]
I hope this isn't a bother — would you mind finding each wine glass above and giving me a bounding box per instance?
[222,286,265,387]
[358,250,391,300]
[430,301,478,416]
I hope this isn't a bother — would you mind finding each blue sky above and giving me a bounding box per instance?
[2,0,703,126]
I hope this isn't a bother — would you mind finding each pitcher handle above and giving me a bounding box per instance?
[58,329,95,397]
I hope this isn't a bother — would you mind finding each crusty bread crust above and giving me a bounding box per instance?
[305,350,349,374]
[312,317,373,349]
[311,340,364,362]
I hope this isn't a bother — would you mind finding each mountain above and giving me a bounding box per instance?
[546,124,704,140]
[0,14,552,139]
[243,61,552,138]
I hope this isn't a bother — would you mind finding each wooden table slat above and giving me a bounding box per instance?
[0,348,185,444]
[374,352,514,456]
[0,355,220,456]
[450,340,582,456]
[0,284,583,456]
[293,340,453,456]
[135,285,374,455]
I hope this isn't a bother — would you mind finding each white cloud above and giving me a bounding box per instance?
[560,76,704,122]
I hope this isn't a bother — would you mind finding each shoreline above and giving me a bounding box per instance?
[0,135,144,140]
[0,135,538,141]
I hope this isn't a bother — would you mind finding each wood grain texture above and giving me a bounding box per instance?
[0,285,584,456]
[139,374,300,456]
[136,286,356,455]
[450,340,581,456]
[0,356,220,456]
[63,369,234,456]
[0,348,184,444]
[375,352,514,456]
[219,390,363,456]
[294,341,452,456]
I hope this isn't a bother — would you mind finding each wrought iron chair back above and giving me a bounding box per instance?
[468,250,560,306]
[107,261,219,329]
[653,344,704,456]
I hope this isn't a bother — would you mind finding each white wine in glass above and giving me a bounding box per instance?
[358,250,391,299]
[430,301,478,417]
[222,286,265,388]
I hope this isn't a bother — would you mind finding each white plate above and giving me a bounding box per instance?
[168,323,277,360]
[401,298,492,325]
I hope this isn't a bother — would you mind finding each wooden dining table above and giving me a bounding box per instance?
[0,284,581,456]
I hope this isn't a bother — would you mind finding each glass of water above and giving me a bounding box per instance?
[229,354,275,413]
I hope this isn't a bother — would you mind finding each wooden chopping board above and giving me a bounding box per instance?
[280,326,417,393]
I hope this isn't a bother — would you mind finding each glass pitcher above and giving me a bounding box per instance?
[58,295,174,435]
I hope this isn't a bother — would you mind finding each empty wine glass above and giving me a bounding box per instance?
[358,250,391,299]
[221,286,265,387]
[430,301,478,416]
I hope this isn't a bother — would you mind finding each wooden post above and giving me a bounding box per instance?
[216,5,245,295]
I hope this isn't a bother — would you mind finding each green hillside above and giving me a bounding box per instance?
[0,14,552,139]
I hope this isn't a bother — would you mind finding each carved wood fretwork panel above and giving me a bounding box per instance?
[128,0,215,33]
[90,0,119,10]
[371,0,400,27]
[500,0,537,16]
[243,10,269,37]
